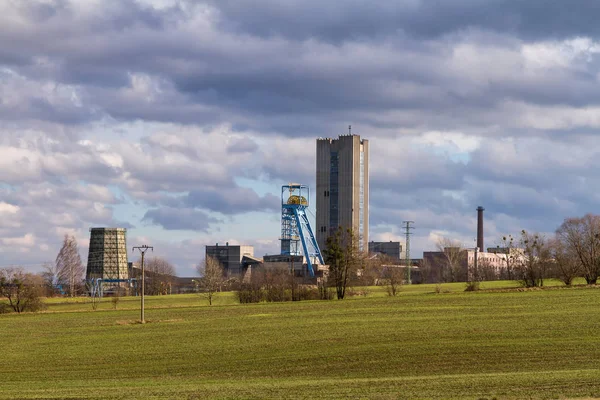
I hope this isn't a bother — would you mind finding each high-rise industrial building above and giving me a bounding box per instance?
[316,133,369,251]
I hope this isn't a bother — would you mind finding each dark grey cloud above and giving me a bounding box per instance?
[226,137,258,154]
[185,188,279,215]
[2,0,600,136]
[142,207,220,231]
[211,0,600,42]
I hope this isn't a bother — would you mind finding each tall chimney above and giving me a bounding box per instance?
[477,206,485,251]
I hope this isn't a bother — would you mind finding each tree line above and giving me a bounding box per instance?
[196,227,406,305]
[0,234,179,313]
[430,213,600,288]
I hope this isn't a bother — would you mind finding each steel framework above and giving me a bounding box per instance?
[280,184,324,277]
[87,278,137,298]
[403,221,414,284]
[86,228,129,292]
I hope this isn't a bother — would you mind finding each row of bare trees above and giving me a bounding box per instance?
[501,215,600,287]
[432,214,600,288]
[194,227,402,305]
[1,234,84,313]
[132,257,176,296]
[555,214,600,285]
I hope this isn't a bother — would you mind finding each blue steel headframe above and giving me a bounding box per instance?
[280,184,324,277]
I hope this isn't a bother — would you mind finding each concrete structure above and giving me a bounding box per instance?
[368,241,403,261]
[263,254,307,276]
[422,247,524,283]
[205,243,255,276]
[260,254,328,282]
[86,228,129,281]
[316,133,369,252]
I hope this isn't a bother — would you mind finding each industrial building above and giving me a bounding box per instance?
[263,254,308,276]
[421,206,521,283]
[316,133,369,252]
[86,228,129,291]
[368,241,403,261]
[205,243,260,276]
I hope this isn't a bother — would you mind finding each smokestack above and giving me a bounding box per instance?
[477,206,485,251]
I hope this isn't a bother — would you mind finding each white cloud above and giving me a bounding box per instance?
[2,233,35,247]
[0,202,19,214]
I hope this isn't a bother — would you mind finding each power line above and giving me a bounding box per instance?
[403,221,414,284]
[132,245,153,324]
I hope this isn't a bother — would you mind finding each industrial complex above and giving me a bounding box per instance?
[84,131,503,292]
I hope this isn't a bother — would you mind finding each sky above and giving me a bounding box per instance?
[2,0,600,277]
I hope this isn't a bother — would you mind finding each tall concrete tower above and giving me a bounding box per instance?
[316,133,369,252]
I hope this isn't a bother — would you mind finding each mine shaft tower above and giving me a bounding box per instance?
[280,184,324,277]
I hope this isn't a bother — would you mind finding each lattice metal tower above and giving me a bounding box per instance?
[280,184,324,277]
[86,228,129,291]
[403,221,414,284]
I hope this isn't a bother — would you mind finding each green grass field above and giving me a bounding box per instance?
[1,281,600,399]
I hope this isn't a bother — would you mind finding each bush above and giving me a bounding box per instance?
[23,295,47,312]
[236,283,264,304]
[0,268,47,313]
[465,281,480,292]
[318,282,335,300]
[346,288,369,297]
[296,286,321,301]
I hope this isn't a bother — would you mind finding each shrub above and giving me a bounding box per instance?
[465,281,480,292]
[318,282,335,300]
[236,283,264,304]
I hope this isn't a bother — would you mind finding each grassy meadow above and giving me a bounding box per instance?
[1,281,600,399]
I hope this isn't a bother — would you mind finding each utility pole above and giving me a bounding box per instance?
[132,245,153,324]
[403,221,414,284]
[474,246,479,282]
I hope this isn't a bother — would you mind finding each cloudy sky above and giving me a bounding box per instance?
[2,0,600,276]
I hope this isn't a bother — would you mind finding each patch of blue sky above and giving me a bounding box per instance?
[412,142,472,163]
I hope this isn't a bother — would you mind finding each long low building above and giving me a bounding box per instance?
[422,247,523,283]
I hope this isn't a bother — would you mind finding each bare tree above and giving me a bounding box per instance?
[0,268,45,313]
[477,258,498,282]
[497,235,520,280]
[436,238,466,282]
[324,227,365,300]
[382,267,404,296]
[419,257,433,284]
[142,257,176,295]
[263,268,292,302]
[556,214,600,284]
[367,254,402,295]
[515,231,551,287]
[196,256,224,305]
[55,234,85,297]
[549,236,581,286]
[40,262,62,296]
